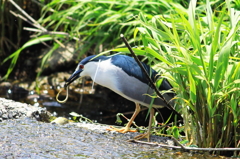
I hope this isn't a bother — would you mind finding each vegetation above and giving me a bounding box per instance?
[115,0,239,152]
[2,0,178,79]
[0,0,41,56]
[131,0,240,150]
[1,0,239,155]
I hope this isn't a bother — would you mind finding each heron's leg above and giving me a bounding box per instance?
[107,103,141,133]
[134,108,155,142]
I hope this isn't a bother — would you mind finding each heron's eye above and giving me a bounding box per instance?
[79,64,84,69]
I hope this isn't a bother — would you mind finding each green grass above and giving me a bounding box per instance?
[2,0,181,79]
[115,0,240,151]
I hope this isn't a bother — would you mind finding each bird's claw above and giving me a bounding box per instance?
[106,126,138,133]
[133,132,151,142]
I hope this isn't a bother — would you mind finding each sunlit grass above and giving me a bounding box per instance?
[2,0,180,79]
[116,0,239,151]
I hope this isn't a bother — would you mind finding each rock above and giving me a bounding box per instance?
[0,97,51,122]
[51,117,69,125]
[37,42,79,74]
[0,117,178,159]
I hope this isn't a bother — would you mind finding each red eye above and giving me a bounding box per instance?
[79,64,84,69]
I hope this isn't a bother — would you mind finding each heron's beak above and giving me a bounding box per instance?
[64,69,83,87]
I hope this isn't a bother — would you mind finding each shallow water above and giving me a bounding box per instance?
[0,80,173,126]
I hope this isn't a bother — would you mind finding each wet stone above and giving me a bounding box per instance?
[0,117,176,158]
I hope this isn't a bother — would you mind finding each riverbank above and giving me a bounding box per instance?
[0,98,175,158]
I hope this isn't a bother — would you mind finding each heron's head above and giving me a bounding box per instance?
[64,55,109,87]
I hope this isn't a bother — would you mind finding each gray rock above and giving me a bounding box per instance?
[37,42,79,74]
[0,98,51,122]
[0,98,220,159]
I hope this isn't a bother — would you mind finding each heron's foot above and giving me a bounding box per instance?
[134,132,151,142]
[106,126,138,133]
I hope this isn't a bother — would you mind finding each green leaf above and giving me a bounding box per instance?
[145,47,172,66]
[1,35,55,79]
[111,47,146,55]
[187,67,196,105]
[172,126,180,139]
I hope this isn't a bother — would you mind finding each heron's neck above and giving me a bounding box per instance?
[82,59,121,92]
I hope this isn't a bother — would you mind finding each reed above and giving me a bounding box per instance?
[116,0,239,152]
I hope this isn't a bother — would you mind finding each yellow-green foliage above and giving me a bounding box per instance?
[117,0,239,150]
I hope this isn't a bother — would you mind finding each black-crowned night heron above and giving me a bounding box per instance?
[65,54,174,141]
